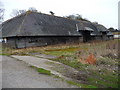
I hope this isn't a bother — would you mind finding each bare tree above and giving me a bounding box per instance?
[65,14,89,21]
[0,8,4,22]
[0,1,4,23]
[10,9,26,17]
[65,15,76,19]
[10,7,38,17]
[75,14,82,20]
[28,7,37,12]
[65,14,82,20]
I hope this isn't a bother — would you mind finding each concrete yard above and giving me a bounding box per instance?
[2,56,77,88]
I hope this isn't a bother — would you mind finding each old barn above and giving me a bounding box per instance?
[1,11,113,48]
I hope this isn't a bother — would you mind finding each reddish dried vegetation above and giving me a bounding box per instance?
[79,54,96,65]
[85,54,96,65]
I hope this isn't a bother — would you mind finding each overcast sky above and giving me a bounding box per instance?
[1,0,119,29]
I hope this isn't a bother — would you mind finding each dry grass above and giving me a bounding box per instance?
[2,39,119,59]
[2,39,119,88]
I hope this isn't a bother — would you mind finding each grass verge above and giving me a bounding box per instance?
[30,66,52,75]
[66,80,98,88]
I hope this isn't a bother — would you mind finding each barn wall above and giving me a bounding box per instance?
[108,35,114,40]
[5,37,16,48]
[6,36,83,48]
[91,36,103,40]
[90,35,114,41]
[5,35,113,48]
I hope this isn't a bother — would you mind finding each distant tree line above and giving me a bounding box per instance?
[64,14,89,21]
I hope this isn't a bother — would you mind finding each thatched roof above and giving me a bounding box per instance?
[77,21,113,36]
[1,12,112,38]
[76,21,102,36]
[92,23,109,32]
[1,12,82,37]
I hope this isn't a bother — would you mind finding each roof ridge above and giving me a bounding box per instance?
[16,12,30,36]
[30,12,82,22]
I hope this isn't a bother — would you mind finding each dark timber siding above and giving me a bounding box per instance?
[5,35,114,48]
[6,36,83,48]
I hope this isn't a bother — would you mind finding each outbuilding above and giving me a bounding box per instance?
[1,11,113,48]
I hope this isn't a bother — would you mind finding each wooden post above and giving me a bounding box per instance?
[24,37,27,48]
[15,37,18,48]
